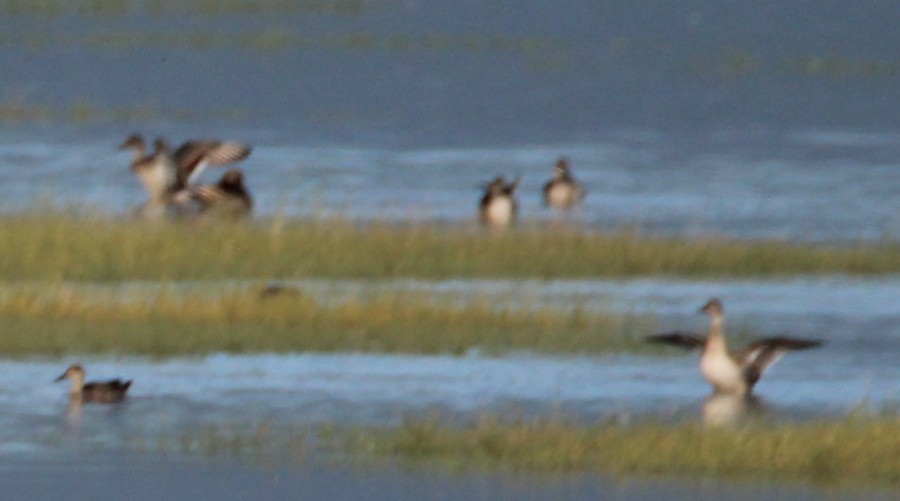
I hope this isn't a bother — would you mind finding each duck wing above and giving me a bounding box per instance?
[738,336,823,387]
[174,141,252,187]
[81,379,132,403]
[645,331,707,349]
[84,379,132,391]
[503,175,521,195]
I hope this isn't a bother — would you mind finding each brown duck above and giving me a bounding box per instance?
[55,364,132,404]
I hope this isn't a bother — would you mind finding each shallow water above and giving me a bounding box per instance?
[4,276,896,439]
[4,348,897,456]
[6,452,898,501]
[0,2,898,240]
[2,138,898,242]
[1,276,895,496]
[0,349,896,499]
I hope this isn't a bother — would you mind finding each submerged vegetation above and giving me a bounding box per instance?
[0,214,898,282]
[0,285,653,356]
[138,415,900,486]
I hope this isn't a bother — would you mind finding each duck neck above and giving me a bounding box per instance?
[131,144,145,163]
[69,376,83,397]
[707,315,727,353]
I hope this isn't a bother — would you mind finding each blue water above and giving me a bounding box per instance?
[2,1,900,143]
[0,2,897,241]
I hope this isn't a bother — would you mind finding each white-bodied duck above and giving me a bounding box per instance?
[647,298,822,396]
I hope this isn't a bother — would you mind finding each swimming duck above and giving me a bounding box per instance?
[478,175,520,228]
[646,298,822,396]
[55,364,132,404]
[542,157,584,211]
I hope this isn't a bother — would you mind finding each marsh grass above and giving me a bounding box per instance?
[1,214,898,282]
[133,415,900,486]
[0,285,652,356]
[350,415,900,485]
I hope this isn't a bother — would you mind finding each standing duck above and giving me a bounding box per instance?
[542,157,584,211]
[478,175,520,228]
[646,298,822,396]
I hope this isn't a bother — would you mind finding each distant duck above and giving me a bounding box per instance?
[542,157,584,211]
[55,364,132,404]
[478,175,520,228]
[646,298,822,396]
[118,134,252,219]
[175,168,253,218]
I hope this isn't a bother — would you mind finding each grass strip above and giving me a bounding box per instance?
[349,415,900,485]
[1,214,898,281]
[0,286,652,356]
[132,415,900,487]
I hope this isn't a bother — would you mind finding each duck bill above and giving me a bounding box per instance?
[54,373,67,382]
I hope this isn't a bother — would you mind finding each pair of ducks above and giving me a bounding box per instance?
[119,134,253,219]
[479,157,585,228]
[648,298,823,397]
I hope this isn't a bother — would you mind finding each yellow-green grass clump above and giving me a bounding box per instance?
[2,214,899,281]
[0,286,652,357]
[352,416,900,485]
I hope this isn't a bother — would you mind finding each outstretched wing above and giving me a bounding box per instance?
[645,331,707,349]
[174,140,252,187]
[739,336,823,386]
